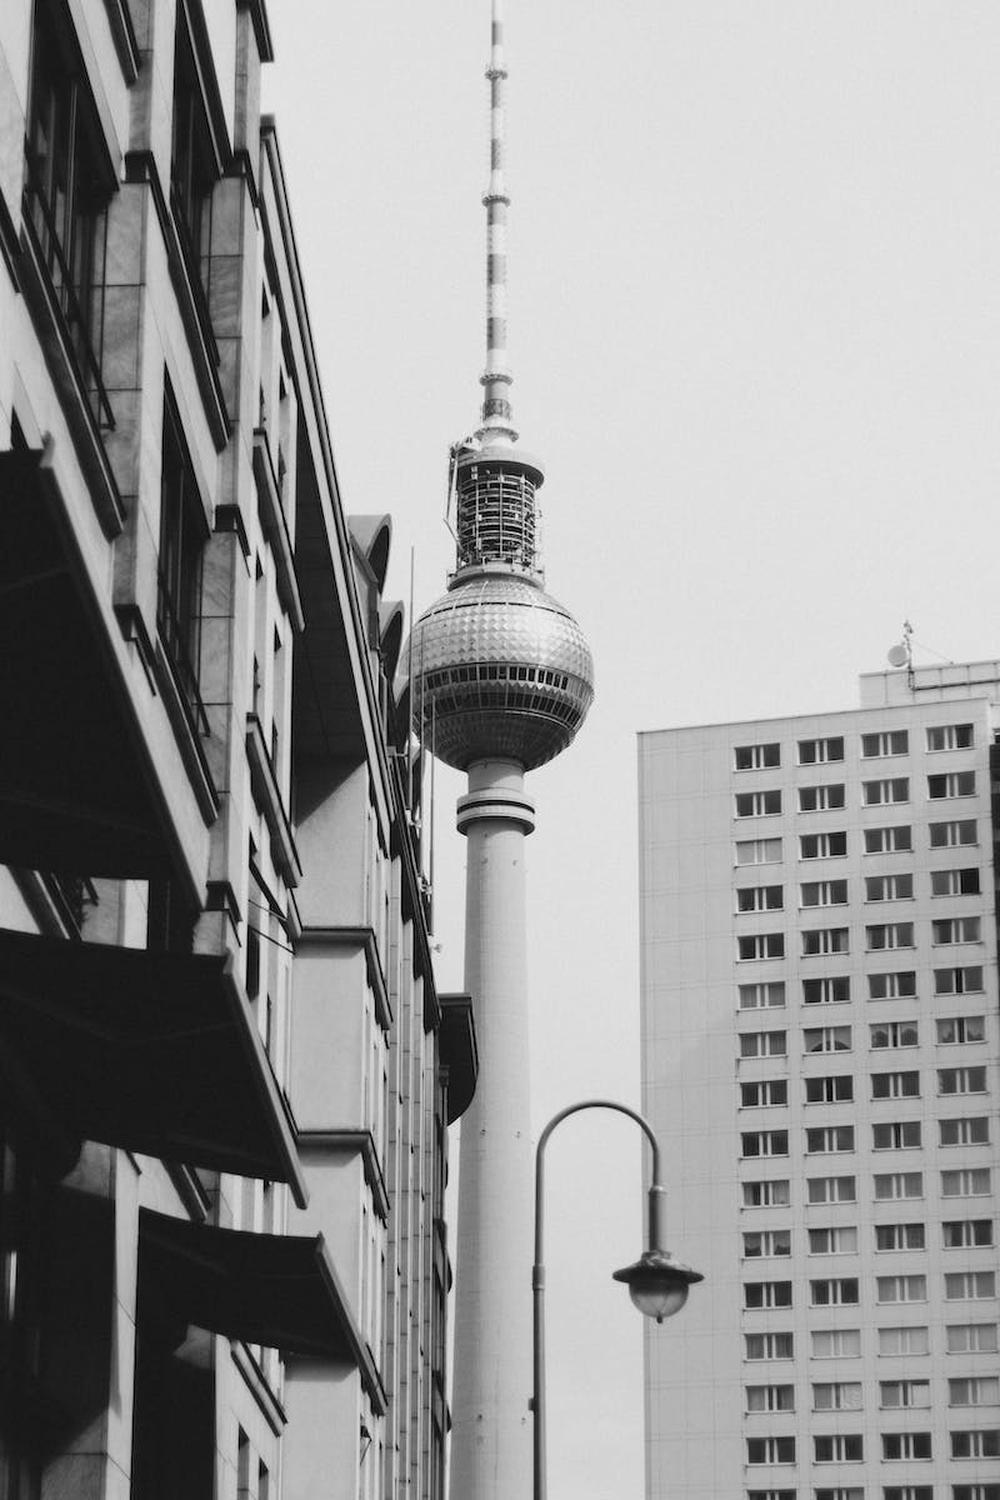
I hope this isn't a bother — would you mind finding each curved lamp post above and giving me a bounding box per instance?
[532,1100,704,1500]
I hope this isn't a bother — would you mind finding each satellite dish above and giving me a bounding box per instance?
[887,643,908,668]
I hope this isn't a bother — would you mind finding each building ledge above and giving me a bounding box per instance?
[298,1129,390,1223]
[253,429,305,633]
[297,926,392,1030]
[246,713,302,887]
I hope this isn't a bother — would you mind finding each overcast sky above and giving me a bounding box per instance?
[265,5,1000,1494]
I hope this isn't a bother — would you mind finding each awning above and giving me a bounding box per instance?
[0,928,307,1205]
[139,1209,384,1405]
[0,446,170,876]
[438,992,478,1124]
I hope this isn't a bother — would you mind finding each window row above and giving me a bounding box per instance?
[745,1156,994,1213]
[739,971,986,1008]
[745,1430,1000,1464]
[748,1376,1000,1412]
[735,776,977,820]
[737,876,982,908]
[739,925,984,961]
[736,822,979,865]
[743,1219,996,1256]
[748,1486,1000,1500]
[739,1015,987,1055]
[745,1323,999,1360]
[734,724,974,772]
[743,1269,997,1308]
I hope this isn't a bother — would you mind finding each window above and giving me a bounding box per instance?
[933,917,982,945]
[808,1226,858,1255]
[800,831,847,859]
[743,1180,791,1208]
[741,1131,789,1159]
[868,971,917,1001]
[749,1492,796,1500]
[875,1223,925,1251]
[801,880,848,907]
[938,1067,987,1095]
[171,0,217,298]
[738,885,784,913]
[871,1071,920,1100]
[874,1173,923,1202]
[805,1076,853,1104]
[747,1437,795,1466]
[941,1169,991,1198]
[935,967,984,996]
[878,1326,929,1355]
[870,1020,919,1049]
[865,825,912,854]
[818,1490,864,1500]
[882,1434,931,1461]
[940,1117,990,1147]
[884,1489,932,1500]
[804,1026,851,1053]
[799,784,846,812]
[873,1121,921,1150]
[798,736,845,764]
[953,1488,1000,1500]
[949,1377,1000,1406]
[743,1230,791,1259]
[866,873,913,901]
[741,1080,789,1108]
[741,1031,787,1059]
[807,1176,856,1205]
[810,1278,859,1306]
[158,390,208,730]
[943,1220,994,1249]
[946,1272,997,1301]
[736,837,783,866]
[745,1331,793,1359]
[802,928,849,956]
[738,933,785,961]
[814,1436,863,1464]
[862,730,909,758]
[813,1382,862,1411]
[880,1381,931,1409]
[735,743,781,771]
[930,818,977,847]
[745,1384,795,1413]
[740,982,787,1010]
[803,977,850,1006]
[947,1324,998,1354]
[811,1328,861,1358]
[936,1016,986,1045]
[927,723,974,751]
[806,1126,854,1155]
[24,0,115,427]
[951,1431,1000,1459]
[928,771,976,800]
[866,923,914,950]
[877,1274,927,1302]
[736,790,782,818]
[931,867,981,896]
[863,778,909,805]
[744,1281,793,1309]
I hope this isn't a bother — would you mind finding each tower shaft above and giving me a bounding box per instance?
[450,759,535,1500]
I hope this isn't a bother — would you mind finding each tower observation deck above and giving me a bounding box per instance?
[400,5,593,1500]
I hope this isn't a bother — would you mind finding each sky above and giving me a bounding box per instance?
[264,5,1000,1495]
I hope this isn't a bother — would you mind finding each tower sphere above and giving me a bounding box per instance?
[403,568,594,773]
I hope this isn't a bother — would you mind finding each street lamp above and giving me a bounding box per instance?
[532,1100,704,1500]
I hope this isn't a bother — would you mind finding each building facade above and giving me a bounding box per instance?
[0,3,474,1500]
[639,662,1000,1500]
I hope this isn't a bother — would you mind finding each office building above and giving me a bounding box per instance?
[0,3,475,1499]
[639,661,1000,1500]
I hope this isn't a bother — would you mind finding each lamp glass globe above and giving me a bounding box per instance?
[628,1279,689,1324]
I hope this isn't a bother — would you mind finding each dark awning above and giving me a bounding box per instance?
[139,1209,384,1405]
[0,928,306,1205]
[438,992,478,1124]
[0,446,171,876]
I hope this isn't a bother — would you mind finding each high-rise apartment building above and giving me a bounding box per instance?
[639,662,1000,1500]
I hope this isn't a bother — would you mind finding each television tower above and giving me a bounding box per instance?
[405,2,594,1497]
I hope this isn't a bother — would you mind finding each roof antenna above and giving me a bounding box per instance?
[476,0,517,445]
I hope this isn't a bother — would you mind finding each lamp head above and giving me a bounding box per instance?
[612,1249,704,1324]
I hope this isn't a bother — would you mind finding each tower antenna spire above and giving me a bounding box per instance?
[478,0,516,443]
